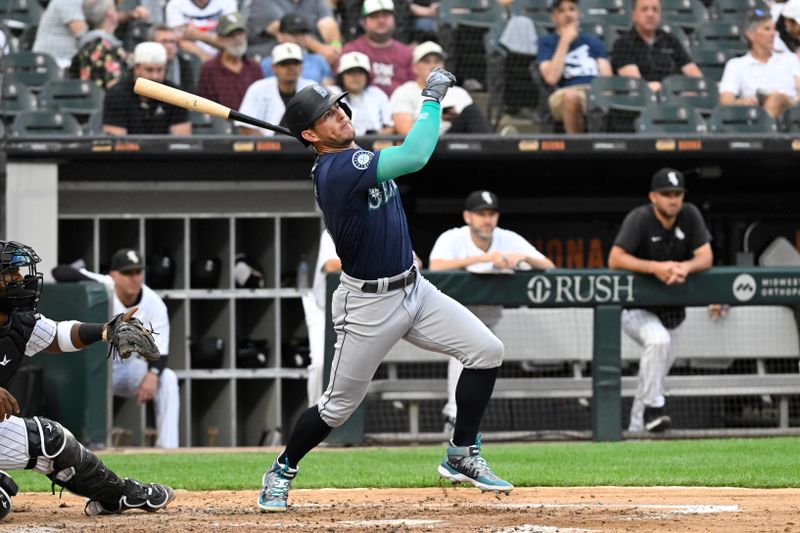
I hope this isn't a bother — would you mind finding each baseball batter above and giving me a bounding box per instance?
[608,168,713,433]
[429,190,554,432]
[0,240,174,519]
[258,69,513,513]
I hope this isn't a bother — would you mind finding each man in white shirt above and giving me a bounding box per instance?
[79,249,180,448]
[719,10,800,119]
[33,0,87,68]
[429,190,554,432]
[390,41,492,135]
[336,51,393,135]
[166,0,237,61]
[238,42,315,135]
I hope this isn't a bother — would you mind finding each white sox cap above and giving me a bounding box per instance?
[782,0,800,22]
[361,0,394,16]
[338,51,371,74]
[272,42,304,64]
[413,41,445,64]
[133,42,167,65]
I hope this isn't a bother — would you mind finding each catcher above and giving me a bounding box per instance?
[0,240,174,519]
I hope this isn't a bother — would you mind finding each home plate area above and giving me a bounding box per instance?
[2,487,797,532]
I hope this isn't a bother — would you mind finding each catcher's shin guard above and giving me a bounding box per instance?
[25,417,126,506]
[0,471,19,519]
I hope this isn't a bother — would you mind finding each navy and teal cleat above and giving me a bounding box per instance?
[437,434,513,495]
[258,459,298,512]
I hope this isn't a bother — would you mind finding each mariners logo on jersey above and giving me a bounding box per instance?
[367,180,398,210]
[351,150,374,171]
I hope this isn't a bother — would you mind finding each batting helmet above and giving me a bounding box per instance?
[191,256,222,289]
[285,84,352,146]
[0,241,43,313]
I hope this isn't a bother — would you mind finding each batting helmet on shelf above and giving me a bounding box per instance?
[234,253,265,289]
[191,256,222,289]
[191,337,225,369]
[285,84,352,146]
[236,338,270,368]
[147,251,176,289]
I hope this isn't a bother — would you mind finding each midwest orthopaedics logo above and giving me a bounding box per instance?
[732,273,757,302]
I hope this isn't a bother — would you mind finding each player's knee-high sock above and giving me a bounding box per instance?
[452,367,499,447]
[278,407,332,468]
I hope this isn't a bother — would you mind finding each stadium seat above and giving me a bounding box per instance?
[694,22,747,54]
[83,109,104,135]
[581,17,626,51]
[11,109,82,136]
[660,23,692,53]
[0,51,60,90]
[691,48,733,82]
[0,24,14,55]
[190,112,233,135]
[510,0,551,24]
[708,105,777,133]
[0,0,43,33]
[16,23,36,51]
[587,76,657,132]
[779,106,800,132]
[659,0,710,32]
[660,75,719,114]
[40,79,104,121]
[713,0,768,22]
[635,104,708,133]
[579,0,628,27]
[439,0,508,29]
[0,75,36,120]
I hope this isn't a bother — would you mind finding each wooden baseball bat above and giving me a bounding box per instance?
[133,77,293,136]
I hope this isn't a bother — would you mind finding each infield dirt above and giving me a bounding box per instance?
[1,487,798,532]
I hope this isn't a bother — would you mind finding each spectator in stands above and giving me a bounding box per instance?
[776,0,800,53]
[151,25,196,93]
[610,0,703,93]
[429,190,554,433]
[341,0,414,97]
[198,12,263,110]
[165,0,237,62]
[537,0,612,134]
[608,168,713,433]
[33,0,88,69]
[261,13,334,86]
[102,42,191,135]
[409,0,439,44]
[237,42,315,135]
[68,0,127,89]
[335,51,393,135]
[719,10,800,120]
[390,41,492,134]
[246,0,342,66]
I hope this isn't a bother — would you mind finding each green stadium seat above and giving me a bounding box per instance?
[581,17,626,51]
[190,112,233,135]
[0,51,60,90]
[660,23,692,53]
[713,0,768,22]
[694,22,747,54]
[691,48,734,82]
[659,0,710,32]
[660,75,719,114]
[0,75,36,119]
[83,109,104,135]
[510,0,552,24]
[40,79,104,121]
[588,76,658,112]
[708,105,777,133]
[0,0,43,33]
[439,0,508,29]
[11,109,82,136]
[579,0,629,27]
[16,23,35,50]
[635,104,708,133]
[779,106,800,132]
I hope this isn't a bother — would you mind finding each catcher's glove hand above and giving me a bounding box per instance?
[104,307,160,362]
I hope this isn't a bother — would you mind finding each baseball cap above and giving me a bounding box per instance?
[465,190,500,212]
[548,0,579,10]
[133,42,167,65]
[783,0,800,22]
[272,42,304,64]
[110,249,145,272]
[651,168,686,193]
[338,51,371,74]
[279,13,310,34]
[412,41,445,64]
[217,12,246,36]
[362,0,394,17]
[744,7,771,29]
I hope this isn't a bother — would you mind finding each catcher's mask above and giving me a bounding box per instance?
[0,240,43,313]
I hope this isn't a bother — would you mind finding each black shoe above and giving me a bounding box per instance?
[644,406,671,432]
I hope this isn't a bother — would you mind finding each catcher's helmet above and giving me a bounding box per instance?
[285,84,351,146]
[0,241,43,313]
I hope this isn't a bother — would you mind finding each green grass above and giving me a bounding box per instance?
[12,437,800,492]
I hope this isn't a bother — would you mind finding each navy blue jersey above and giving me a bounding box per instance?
[312,147,413,280]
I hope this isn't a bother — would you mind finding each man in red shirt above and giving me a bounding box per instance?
[198,12,264,109]
[340,0,413,97]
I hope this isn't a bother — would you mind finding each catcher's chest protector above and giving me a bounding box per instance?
[0,311,36,388]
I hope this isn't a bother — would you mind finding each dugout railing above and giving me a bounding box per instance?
[323,268,800,444]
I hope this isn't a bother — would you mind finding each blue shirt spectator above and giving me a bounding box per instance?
[262,52,331,83]
[537,33,608,88]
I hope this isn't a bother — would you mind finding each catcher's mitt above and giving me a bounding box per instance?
[104,313,160,362]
